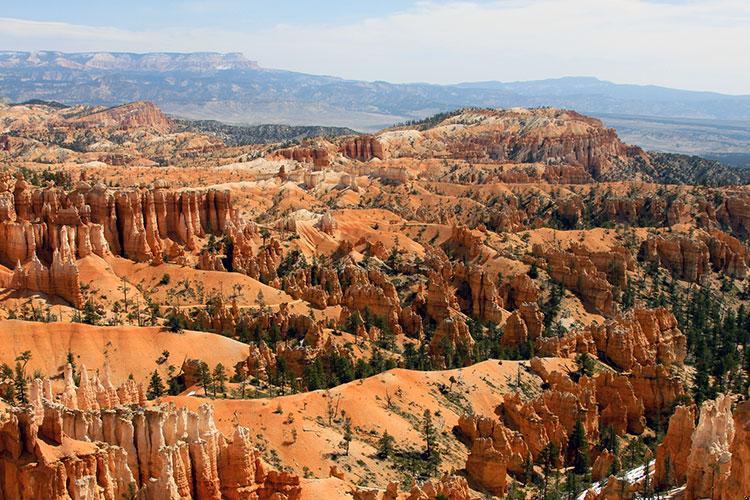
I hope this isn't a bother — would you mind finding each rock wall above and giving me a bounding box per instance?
[721,399,750,499]
[339,135,384,162]
[533,243,614,315]
[0,175,232,306]
[654,405,696,490]
[654,395,750,498]
[0,397,301,500]
[685,395,735,500]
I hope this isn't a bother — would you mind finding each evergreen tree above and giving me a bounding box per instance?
[303,359,326,390]
[422,409,437,459]
[621,279,635,310]
[13,362,27,404]
[167,365,182,395]
[528,262,539,279]
[13,351,31,404]
[376,430,395,459]
[567,417,590,474]
[339,417,352,456]
[0,363,15,403]
[564,470,580,499]
[164,311,184,333]
[82,300,101,325]
[197,361,213,397]
[212,363,227,396]
[539,441,559,498]
[575,353,595,379]
[147,370,165,399]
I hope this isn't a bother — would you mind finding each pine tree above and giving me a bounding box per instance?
[13,362,27,404]
[339,417,352,456]
[13,351,31,404]
[621,279,635,310]
[303,359,326,390]
[147,370,165,399]
[0,363,15,403]
[82,299,100,325]
[564,470,580,499]
[197,361,213,397]
[164,311,184,333]
[376,430,395,459]
[528,262,539,279]
[212,363,227,397]
[539,441,559,498]
[567,417,590,474]
[422,409,437,459]
[167,365,182,395]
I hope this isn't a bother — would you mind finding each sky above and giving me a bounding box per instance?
[1,0,749,95]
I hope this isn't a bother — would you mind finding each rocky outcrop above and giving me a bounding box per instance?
[653,396,750,498]
[533,244,614,315]
[10,232,84,307]
[342,266,402,334]
[535,308,686,402]
[594,371,646,436]
[500,273,540,310]
[382,108,629,178]
[705,229,750,279]
[442,225,483,262]
[501,302,543,347]
[283,263,343,309]
[339,135,384,162]
[628,364,685,420]
[721,399,750,499]
[0,176,233,304]
[277,145,330,168]
[72,101,172,132]
[718,194,750,238]
[591,308,686,371]
[351,474,472,500]
[453,263,504,324]
[317,212,338,235]
[466,437,508,495]
[0,399,301,500]
[457,413,528,493]
[457,369,608,495]
[570,242,632,290]
[592,449,616,481]
[221,221,281,283]
[429,314,475,366]
[655,405,696,490]
[425,271,459,322]
[639,235,710,283]
[685,395,735,500]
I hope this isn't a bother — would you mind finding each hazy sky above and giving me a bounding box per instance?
[1,0,749,94]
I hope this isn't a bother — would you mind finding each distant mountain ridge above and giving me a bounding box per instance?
[0,51,259,72]
[1,51,749,154]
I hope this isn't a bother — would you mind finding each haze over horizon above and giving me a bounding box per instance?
[1,0,749,95]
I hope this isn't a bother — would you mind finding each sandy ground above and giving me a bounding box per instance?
[0,320,249,386]
[167,357,574,487]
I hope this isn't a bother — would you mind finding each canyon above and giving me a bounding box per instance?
[0,100,749,499]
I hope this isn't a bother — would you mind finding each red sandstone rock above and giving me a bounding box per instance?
[533,244,614,315]
[466,437,508,495]
[0,399,302,500]
[592,449,616,481]
[655,404,696,490]
[639,235,710,283]
[501,302,543,348]
[685,395,735,500]
[339,135,384,161]
[721,399,750,499]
